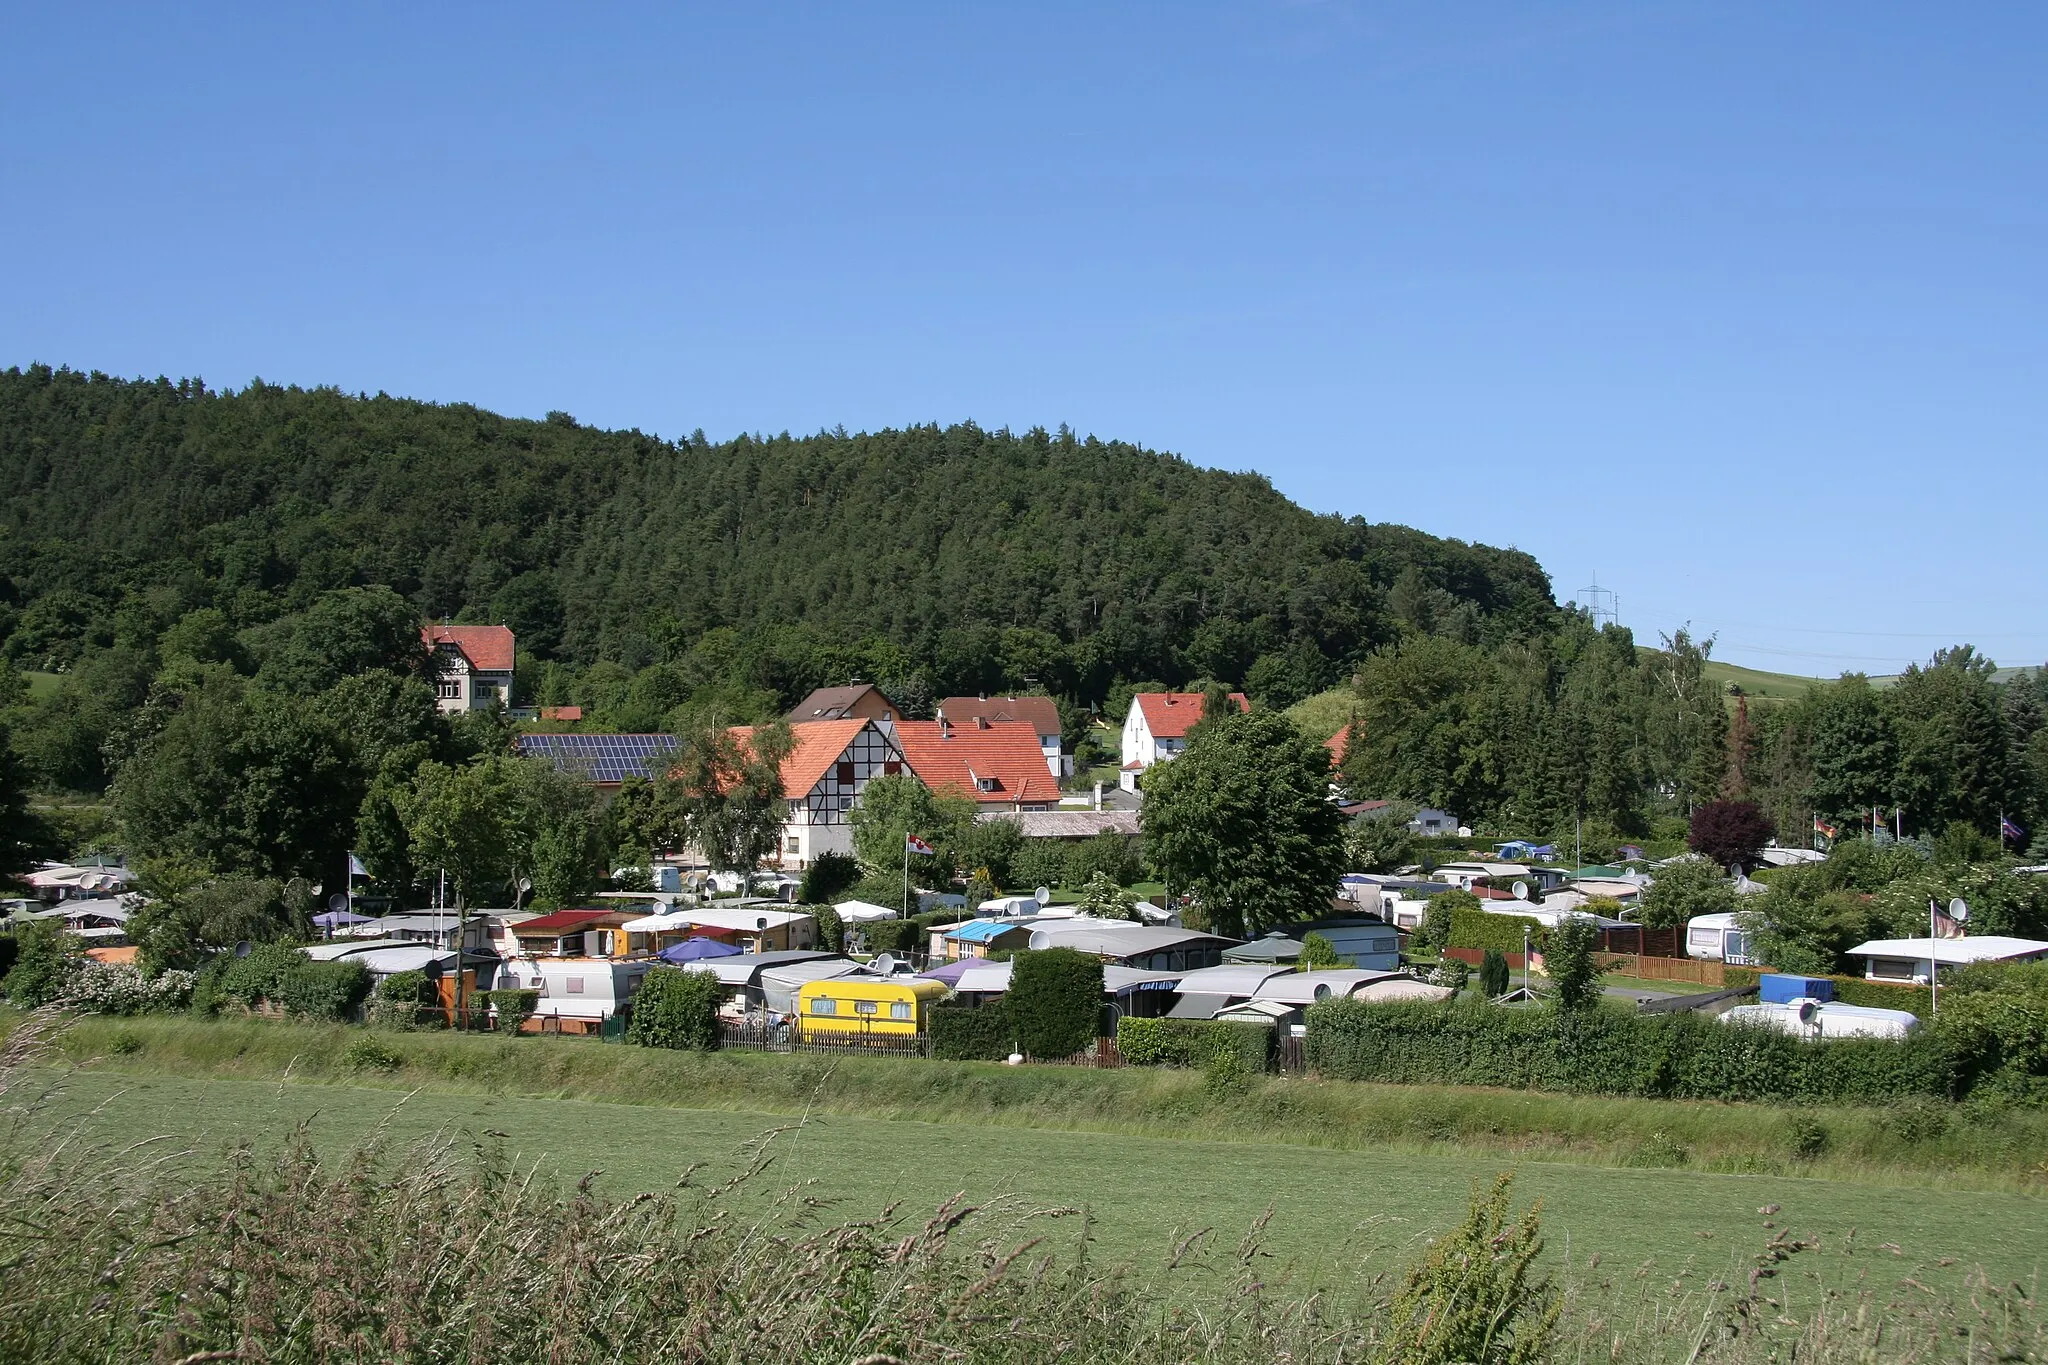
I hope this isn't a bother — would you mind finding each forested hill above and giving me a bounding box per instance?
[0,365,1554,706]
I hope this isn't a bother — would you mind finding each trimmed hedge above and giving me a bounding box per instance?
[931,1001,1013,1061]
[1007,948,1104,1060]
[1305,998,1955,1106]
[626,967,721,1050]
[274,961,372,1022]
[200,945,369,1022]
[1448,907,1544,953]
[1117,1017,1273,1073]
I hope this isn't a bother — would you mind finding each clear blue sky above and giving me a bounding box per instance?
[4,3,2042,676]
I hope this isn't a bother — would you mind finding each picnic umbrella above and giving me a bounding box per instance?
[659,936,744,965]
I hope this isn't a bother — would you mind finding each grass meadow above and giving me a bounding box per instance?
[19,1013,2048,1293]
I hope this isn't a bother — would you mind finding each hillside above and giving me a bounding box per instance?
[0,365,1555,706]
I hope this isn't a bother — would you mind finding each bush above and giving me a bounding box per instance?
[797,851,860,905]
[487,989,541,1034]
[1006,948,1103,1060]
[930,1001,1013,1060]
[1414,890,1471,955]
[68,962,196,1015]
[1479,949,1511,999]
[1448,907,1541,953]
[1305,998,1956,1106]
[1428,958,1471,993]
[341,1034,404,1071]
[1383,1173,1557,1364]
[1298,932,1340,970]
[1545,916,1604,1012]
[275,961,372,1022]
[1065,831,1139,888]
[3,921,82,1007]
[208,943,306,1012]
[627,967,722,1051]
[1117,1016,1272,1073]
[808,901,844,954]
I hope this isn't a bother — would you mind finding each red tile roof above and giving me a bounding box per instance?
[540,705,583,722]
[937,695,1062,738]
[727,718,873,796]
[1324,723,1353,765]
[894,719,1063,806]
[1133,691,1248,741]
[423,624,516,672]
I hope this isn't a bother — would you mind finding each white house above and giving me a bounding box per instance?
[1119,691,1248,791]
[423,624,516,714]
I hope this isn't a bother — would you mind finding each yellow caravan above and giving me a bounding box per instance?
[796,976,948,1037]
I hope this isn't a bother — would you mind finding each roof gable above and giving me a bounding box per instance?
[894,719,1063,805]
[1132,691,1249,740]
[730,718,879,795]
[937,695,1062,737]
[786,684,897,722]
[423,624,515,672]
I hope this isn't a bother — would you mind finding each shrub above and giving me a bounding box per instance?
[1545,917,1604,1012]
[487,989,541,1034]
[209,943,307,1012]
[275,961,372,1022]
[1305,998,1955,1105]
[1786,1115,1831,1161]
[808,901,844,954]
[1382,1173,1558,1365]
[1638,855,1735,930]
[1428,957,1471,993]
[3,921,82,1007]
[1479,949,1511,999]
[341,1035,404,1071]
[797,850,860,905]
[1415,890,1472,955]
[627,967,722,1051]
[1298,931,1340,970]
[1006,948,1103,1060]
[1449,907,1541,953]
[1116,1017,1271,1073]
[69,962,196,1015]
[377,970,427,1003]
[931,1001,1013,1060]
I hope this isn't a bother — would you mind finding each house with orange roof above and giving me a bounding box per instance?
[894,717,1063,812]
[1119,691,1249,791]
[732,718,909,868]
[423,624,516,714]
[936,695,1069,777]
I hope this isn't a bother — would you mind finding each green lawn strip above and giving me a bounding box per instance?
[19,1066,2042,1299]
[34,1014,2048,1196]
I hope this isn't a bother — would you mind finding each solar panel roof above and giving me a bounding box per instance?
[515,733,677,784]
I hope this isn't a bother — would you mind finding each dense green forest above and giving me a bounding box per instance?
[0,364,1552,716]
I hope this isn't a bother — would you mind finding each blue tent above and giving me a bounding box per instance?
[658,937,744,965]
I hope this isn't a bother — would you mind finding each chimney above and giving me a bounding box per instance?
[976,716,990,730]
[939,717,952,739]
[1092,781,1102,811]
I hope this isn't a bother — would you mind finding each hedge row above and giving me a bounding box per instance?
[859,910,959,957]
[1723,967,1933,1012]
[1116,1017,1273,1073]
[195,945,372,1022]
[1448,907,1544,953]
[1305,999,1955,1106]
[931,1001,1013,1061]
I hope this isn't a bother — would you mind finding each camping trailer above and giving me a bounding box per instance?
[1685,911,1755,965]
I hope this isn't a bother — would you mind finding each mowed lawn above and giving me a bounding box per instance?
[23,1068,2043,1293]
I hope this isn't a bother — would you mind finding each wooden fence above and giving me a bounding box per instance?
[1595,953,1726,987]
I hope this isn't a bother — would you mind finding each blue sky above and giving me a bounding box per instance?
[4,3,2042,676]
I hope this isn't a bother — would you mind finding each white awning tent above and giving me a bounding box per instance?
[832,900,899,923]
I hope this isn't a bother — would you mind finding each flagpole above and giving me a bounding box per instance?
[1929,897,1938,1018]
[902,838,910,921]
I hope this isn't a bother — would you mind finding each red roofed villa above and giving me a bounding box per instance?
[1119,691,1249,791]
[423,624,516,714]
[894,717,1063,811]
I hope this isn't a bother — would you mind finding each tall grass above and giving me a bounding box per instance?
[0,1009,2040,1362]
[33,1011,2048,1191]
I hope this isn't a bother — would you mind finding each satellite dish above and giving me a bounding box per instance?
[1314,984,1331,1000]
[232,940,254,958]
[1950,898,1970,924]
[517,877,533,894]
[1512,881,1530,901]
[1034,886,1051,906]
[1028,930,1051,950]
[327,893,349,914]
[1795,998,1819,1025]
[1731,864,1745,880]
[873,953,897,976]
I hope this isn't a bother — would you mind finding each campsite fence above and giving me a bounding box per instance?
[718,1021,932,1059]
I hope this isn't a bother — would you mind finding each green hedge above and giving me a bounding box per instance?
[626,967,721,1050]
[1724,967,1933,1011]
[200,945,369,1022]
[1305,998,1954,1106]
[930,1001,1013,1061]
[1007,948,1104,1059]
[274,961,372,1022]
[1448,907,1544,953]
[486,989,541,1033]
[1116,1017,1273,1073]
[860,910,957,957]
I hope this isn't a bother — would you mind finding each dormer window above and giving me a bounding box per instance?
[977,775,1001,793]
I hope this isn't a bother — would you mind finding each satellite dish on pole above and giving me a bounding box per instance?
[327,893,349,914]
[1035,886,1051,906]
[1730,864,1745,880]
[1511,880,1530,901]
[1950,898,1970,924]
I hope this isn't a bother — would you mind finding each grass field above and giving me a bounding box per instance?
[19,1014,2047,1296]
[21,670,61,701]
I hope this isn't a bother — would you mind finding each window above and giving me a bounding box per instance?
[890,1001,912,1020]
[566,977,585,994]
[836,761,854,785]
[811,998,837,1015]
[855,999,878,1015]
[883,760,902,776]
[436,680,461,700]
[786,836,801,853]
[838,795,853,811]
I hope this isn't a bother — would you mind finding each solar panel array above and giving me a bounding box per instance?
[515,733,677,784]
